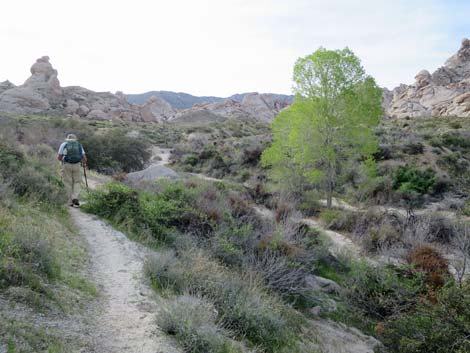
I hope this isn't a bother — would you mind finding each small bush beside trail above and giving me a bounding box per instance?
[145,250,301,353]
[158,294,246,353]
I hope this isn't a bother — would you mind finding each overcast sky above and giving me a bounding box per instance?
[1,0,468,96]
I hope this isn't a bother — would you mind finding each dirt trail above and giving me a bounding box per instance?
[150,147,172,167]
[70,209,178,353]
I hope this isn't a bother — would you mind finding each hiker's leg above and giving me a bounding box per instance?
[71,163,81,202]
[63,163,74,205]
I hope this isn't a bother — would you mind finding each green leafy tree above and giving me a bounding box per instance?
[262,47,383,207]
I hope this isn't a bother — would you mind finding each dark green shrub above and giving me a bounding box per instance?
[381,283,470,353]
[401,141,424,155]
[345,265,425,320]
[183,153,199,166]
[241,146,263,166]
[449,121,462,129]
[373,144,393,160]
[463,200,470,216]
[83,182,182,241]
[392,165,437,195]
[81,131,150,174]
[442,131,470,149]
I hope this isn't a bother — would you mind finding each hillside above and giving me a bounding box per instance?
[127,91,294,109]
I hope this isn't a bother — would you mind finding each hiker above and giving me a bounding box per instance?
[57,134,87,207]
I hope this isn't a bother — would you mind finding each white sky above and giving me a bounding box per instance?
[1,0,468,96]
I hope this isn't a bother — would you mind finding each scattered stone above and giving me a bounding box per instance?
[305,275,342,294]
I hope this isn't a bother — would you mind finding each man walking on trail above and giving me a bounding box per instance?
[57,134,87,207]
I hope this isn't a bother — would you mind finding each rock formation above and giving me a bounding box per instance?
[170,93,288,123]
[241,93,289,122]
[385,38,470,118]
[0,56,289,122]
[140,96,177,122]
[0,56,61,114]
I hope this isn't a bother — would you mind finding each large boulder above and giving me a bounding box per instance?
[140,96,177,122]
[86,109,108,120]
[64,99,80,114]
[125,165,180,185]
[241,93,281,122]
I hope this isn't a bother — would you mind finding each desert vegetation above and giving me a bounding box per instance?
[1,44,469,353]
[0,134,96,351]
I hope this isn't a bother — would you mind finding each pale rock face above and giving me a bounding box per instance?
[0,56,62,113]
[0,87,50,113]
[241,93,279,122]
[384,38,470,118]
[140,96,176,122]
[24,56,62,97]
[170,93,289,123]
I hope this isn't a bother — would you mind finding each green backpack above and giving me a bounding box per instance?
[64,140,82,164]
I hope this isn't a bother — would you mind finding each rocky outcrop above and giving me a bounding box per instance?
[0,57,143,120]
[0,56,62,114]
[170,93,288,123]
[241,93,289,122]
[125,165,180,185]
[385,38,470,118]
[0,56,290,122]
[140,96,177,122]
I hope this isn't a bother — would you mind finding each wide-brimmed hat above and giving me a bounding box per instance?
[66,134,77,140]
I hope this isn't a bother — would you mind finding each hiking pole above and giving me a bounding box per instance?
[83,165,89,191]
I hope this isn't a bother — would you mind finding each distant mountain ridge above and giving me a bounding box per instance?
[127,91,294,109]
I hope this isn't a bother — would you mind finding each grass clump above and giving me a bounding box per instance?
[145,250,302,352]
[158,294,247,353]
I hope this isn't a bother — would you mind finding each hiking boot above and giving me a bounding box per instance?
[72,199,80,207]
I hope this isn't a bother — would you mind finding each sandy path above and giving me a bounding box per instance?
[70,209,178,353]
[150,147,172,167]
